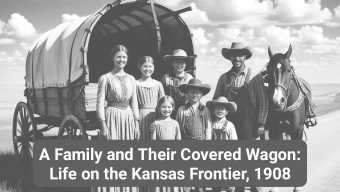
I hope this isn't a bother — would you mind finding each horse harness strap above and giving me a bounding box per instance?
[284,90,304,112]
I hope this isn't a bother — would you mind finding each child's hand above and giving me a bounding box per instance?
[150,123,156,133]
[257,125,265,137]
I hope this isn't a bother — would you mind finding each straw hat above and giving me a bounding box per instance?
[163,49,195,65]
[221,42,253,60]
[206,96,237,114]
[178,78,211,96]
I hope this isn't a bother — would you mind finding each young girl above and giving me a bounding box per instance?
[136,56,165,140]
[150,96,181,140]
[150,96,182,192]
[206,96,238,141]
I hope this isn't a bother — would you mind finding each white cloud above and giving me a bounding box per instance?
[255,26,295,48]
[269,0,332,25]
[191,27,210,47]
[334,5,340,19]
[6,13,37,38]
[192,0,273,26]
[155,0,189,10]
[196,0,273,21]
[0,51,15,66]
[296,26,331,45]
[325,5,340,27]
[0,20,5,34]
[62,13,80,23]
[0,38,16,45]
[192,23,340,83]
[179,0,337,27]
[215,28,255,47]
[181,3,209,25]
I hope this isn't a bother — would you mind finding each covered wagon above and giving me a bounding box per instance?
[13,0,196,174]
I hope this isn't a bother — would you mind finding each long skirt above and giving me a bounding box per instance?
[96,106,139,192]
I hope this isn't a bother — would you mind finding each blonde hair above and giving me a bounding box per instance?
[138,56,154,68]
[156,96,175,117]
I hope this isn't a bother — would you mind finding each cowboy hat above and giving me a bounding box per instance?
[179,78,211,96]
[163,49,195,65]
[206,96,237,114]
[221,42,253,60]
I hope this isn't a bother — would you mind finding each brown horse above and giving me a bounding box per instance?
[265,44,309,140]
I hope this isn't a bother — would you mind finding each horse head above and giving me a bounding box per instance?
[266,44,293,110]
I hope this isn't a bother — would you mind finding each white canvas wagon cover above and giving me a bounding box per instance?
[25,1,195,89]
[25,9,102,89]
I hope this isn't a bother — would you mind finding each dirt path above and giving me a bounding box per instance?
[279,111,340,192]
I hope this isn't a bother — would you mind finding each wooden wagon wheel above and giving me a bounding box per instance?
[58,115,88,140]
[12,102,37,173]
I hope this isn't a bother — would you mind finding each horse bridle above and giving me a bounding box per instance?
[268,60,293,110]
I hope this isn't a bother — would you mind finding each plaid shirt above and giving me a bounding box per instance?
[247,73,268,125]
[213,70,268,125]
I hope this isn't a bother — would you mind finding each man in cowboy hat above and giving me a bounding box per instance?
[213,42,268,139]
[161,49,195,115]
[213,42,269,192]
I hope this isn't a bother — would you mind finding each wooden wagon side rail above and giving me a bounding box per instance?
[25,77,87,120]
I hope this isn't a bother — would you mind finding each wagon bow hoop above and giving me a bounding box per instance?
[150,0,162,54]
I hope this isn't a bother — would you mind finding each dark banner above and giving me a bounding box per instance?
[33,140,307,187]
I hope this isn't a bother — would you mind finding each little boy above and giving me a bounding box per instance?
[207,96,238,141]
[176,78,212,140]
[176,78,211,192]
[207,96,237,192]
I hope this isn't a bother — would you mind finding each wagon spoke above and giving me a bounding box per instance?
[28,144,33,158]
[28,129,34,136]
[19,108,25,127]
[70,121,75,139]
[17,128,22,135]
[27,136,34,142]
[67,123,72,139]
[17,117,23,129]
[17,142,22,150]
[19,146,24,158]
[23,107,27,121]
[27,121,32,129]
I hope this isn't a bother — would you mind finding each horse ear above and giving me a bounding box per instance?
[268,46,273,58]
[285,44,292,59]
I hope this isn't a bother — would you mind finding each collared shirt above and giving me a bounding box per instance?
[176,102,212,140]
[188,101,200,116]
[213,66,252,100]
[161,72,193,107]
[230,66,249,88]
[212,117,238,140]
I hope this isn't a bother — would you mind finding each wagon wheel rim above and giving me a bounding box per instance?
[12,102,37,173]
[58,115,87,140]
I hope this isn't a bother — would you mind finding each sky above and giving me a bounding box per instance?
[0,0,340,87]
